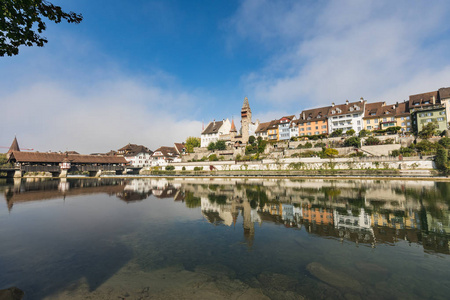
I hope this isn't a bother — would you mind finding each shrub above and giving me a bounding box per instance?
[365,136,381,146]
[330,129,343,137]
[304,142,312,148]
[193,166,203,171]
[209,154,219,161]
[207,142,216,151]
[215,140,226,150]
[182,166,186,171]
[344,136,361,148]
[359,129,370,137]
[438,137,450,149]
[384,138,395,145]
[323,148,339,157]
[315,142,326,148]
[165,165,175,171]
[346,129,355,136]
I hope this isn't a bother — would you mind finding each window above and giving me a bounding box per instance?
[401,122,405,126]
[322,131,327,134]
[307,127,311,130]
[346,115,351,118]
[427,113,433,116]
[357,120,361,125]
[353,114,358,118]
[440,111,445,115]
[315,131,320,135]
[401,117,404,120]
[426,118,432,122]
[438,117,444,121]
[367,120,371,124]
[316,121,318,124]
[307,132,311,136]
[406,116,410,120]
[315,126,319,129]
[375,119,378,123]
[322,125,327,129]
[307,122,311,125]
[367,126,372,130]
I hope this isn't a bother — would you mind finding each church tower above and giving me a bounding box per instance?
[241,97,252,143]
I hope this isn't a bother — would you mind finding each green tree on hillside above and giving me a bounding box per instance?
[185,137,200,153]
[1,0,83,56]
[419,122,438,139]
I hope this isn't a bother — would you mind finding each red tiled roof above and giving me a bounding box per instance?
[409,91,438,108]
[9,151,127,164]
[299,106,331,123]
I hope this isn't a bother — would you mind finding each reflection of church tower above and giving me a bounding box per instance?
[241,97,252,144]
[242,198,255,248]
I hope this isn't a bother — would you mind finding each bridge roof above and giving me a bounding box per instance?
[9,151,127,164]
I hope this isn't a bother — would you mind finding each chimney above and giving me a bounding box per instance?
[346,100,349,105]
[303,112,305,119]
[331,102,335,107]
[432,96,436,104]
[360,97,364,102]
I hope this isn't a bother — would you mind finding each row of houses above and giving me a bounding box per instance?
[256,87,450,141]
[115,143,186,168]
[202,88,450,146]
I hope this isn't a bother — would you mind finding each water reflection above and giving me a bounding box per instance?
[3,177,450,256]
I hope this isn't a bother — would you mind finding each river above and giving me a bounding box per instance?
[0,177,449,299]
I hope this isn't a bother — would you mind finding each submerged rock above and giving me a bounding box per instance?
[0,287,24,300]
[307,262,363,292]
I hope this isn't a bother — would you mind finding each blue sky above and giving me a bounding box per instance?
[1,0,450,153]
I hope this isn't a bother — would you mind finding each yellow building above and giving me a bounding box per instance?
[267,120,279,141]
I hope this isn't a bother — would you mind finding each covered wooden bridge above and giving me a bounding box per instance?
[7,151,127,178]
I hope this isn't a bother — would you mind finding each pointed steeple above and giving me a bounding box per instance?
[242,96,249,109]
[230,119,237,132]
[8,136,20,153]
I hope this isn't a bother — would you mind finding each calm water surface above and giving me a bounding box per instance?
[0,177,449,299]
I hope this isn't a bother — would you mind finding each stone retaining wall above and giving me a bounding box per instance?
[166,157,434,172]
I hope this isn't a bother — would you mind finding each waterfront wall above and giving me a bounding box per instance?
[165,157,434,172]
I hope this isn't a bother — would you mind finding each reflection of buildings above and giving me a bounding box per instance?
[200,193,261,248]
[3,177,449,255]
[182,178,450,255]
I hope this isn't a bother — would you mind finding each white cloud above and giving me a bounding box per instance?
[0,79,202,154]
[229,0,450,109]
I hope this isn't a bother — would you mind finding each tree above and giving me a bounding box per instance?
[438,137,450,149]
[344,136,361,148]
[435,146,448,172]
[248,135,256,145]
[359,129,370,137]
[215,140,226,150]
[1,0,83,56]
[257,139,267,154]
[207,142,216,151]
[346,129,355,136]
[330,129,343,137]
[419,122,438,139]
[185,136,200,153]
